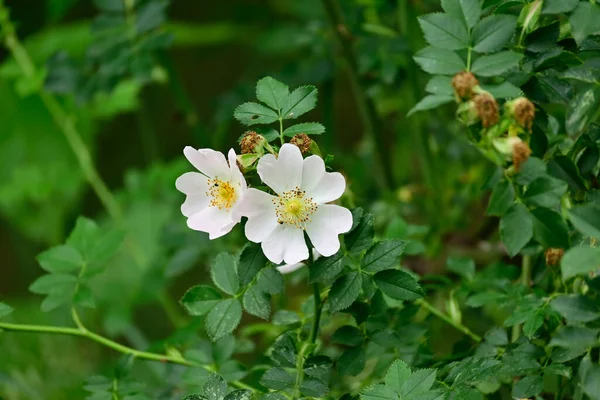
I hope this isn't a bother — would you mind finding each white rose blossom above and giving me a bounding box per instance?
[175,147,246,239]
[277,249,321,274]
[236,144,352,265]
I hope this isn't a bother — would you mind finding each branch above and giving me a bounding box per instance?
[416,299,482,343]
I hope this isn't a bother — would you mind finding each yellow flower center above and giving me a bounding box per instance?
[207,178,237,210]
[273,187,317,229]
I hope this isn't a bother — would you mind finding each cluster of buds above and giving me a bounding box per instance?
[240,131,267,155]
[506,97,536,131]
[452,71,479,100]
[290,133,312,154]
[545,248,564,267]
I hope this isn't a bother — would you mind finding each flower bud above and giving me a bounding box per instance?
[240,131,267,154]
[473,93,499,128]
[452,71,479,99]
[545,248,564,267]
[507,97,536,130]
[290,133,312,154]
[511,138,532,172]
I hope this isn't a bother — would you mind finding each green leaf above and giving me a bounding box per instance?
[211,253,239,295]
[338,346,365,376]
[345,213,374,254]
[531,208,570,248]
[385,359,411,393]
[203,374,227,400]
[205,299,242,341]
[40,291,72,312]
[135,0,168,34]
[237,244,267,287]
[309,251,345,283]
[500,203,533,256]
[29,273,77,295]
[270,333,297,368]
[361,384,398,400]
[547,156,586,190]
[482,81,523,98]
[0,302,13,319]
[569,204,600,240]
[542,0,578,14]
[523,176,568,208]
[582,364,600,400]
[181,285,223,316]
[36,245,83,273]
[418,13,470,50]
[362,239,407,273]
[425,76,453,95]
[332,325,364,347]
[224,390,253,400]
[447,257,476,281]
[569,2,600,45]
[93,0,124,11]
[550,295,600,323]
[257,267,284,295]
[256,76,289,111]
[566,86,600,136]
[441,0,482,29]
[329,272,362,313]
[407,95,454,117]
[486,179,514,216]
[234,102,279,126]
[400,369,436,398]
[549,326,599,349]
[471,51,523,77]
[413,47,466,75]
[300,379,328,397]
[561,246,600,280]
[472,15,517,52]
[512,375,542,398]
[242,284,270,320]
[283,122,325,137]
[282,85,318,119]
[66,217,99,257]
[260,368,294,390]
[374,270,424,301]
[515,157,547,186]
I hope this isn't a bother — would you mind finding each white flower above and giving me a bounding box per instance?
[236,144,352,265]
[176,147,246,239]
[277,249,320,274]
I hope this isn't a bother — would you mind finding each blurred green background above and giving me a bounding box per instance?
[0,0,495,398]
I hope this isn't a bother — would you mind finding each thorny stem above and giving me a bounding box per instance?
[512,254,532,342]
[416,299,482,342]
[321,0,395,190]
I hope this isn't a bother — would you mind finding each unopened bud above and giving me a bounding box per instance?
[240,131,266,154]
[473,93,499,128]
[511,138,532,171]
[452,71,479,99]
[290,133,312,154]
[507,97,536,130]
[545,248,564,267]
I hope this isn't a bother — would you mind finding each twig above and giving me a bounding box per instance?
[417,299,482,342]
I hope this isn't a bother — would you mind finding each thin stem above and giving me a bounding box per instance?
[466,47,473,71]
[310,282,322,344]
[417,299,482,342]
[321,0,394,190]
[512,255,532,342]
[279,118,285,145]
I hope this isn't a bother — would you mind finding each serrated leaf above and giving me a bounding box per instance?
[181,285,222,316]
[345,213,374,254]
[243,284,270,320]
[447,257,476,281]
[414,47,466,75]
[257,267,284,295]
[211,253,239,295]
[135,0,168,34]
[260,368,294,390]
[400,369,436,398]
[373,270,424,301]
[205,299,242,341]
[300,378,328,397]
[472,15,517,53]
[500,203,533,256]
[29,273,77,295]
[385,359,411,393]
[569,2,600,45]
[471,51,523,77]
[224,390,253,400]
[283,122,325,137]
[531,208,569,248]
[0,302,13,319]
[547,155,586,190]
[332,325,364,347]
[512,375,542,398]
[482,81,522,98]
[40,291,72,312]
[203,374,227,400]
[550,295,600,323]
[338,346,365,376]
[270,333,297,368]
[523,176,568,208]
[234,102,279,126]
[542,0,578,14]
[569,204,600,240]
[425,76,453,95]
[282,85,317,119]
[442,0,482,29]
[361,384,398,400]
[238,244,267,287]
[309,251,345,283]
[549,326,599,349]
[36,245,83,273]
[561,246,600,280]
[329,272,362,313]
[256,76,289,111]
[407,95,454,116]
[362,239,407,273]
[486,179,514,216]
[418,13,470,50]
[566,86,600,136]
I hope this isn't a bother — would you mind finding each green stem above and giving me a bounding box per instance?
[279,117,285,145]
[417,299,482,342]
[466,47,473,71]
[310,282,322,344]
[512,255,532,342]
[321,0,394,190]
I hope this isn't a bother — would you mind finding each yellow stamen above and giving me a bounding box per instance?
[273,187,317,229]
[207,178,237,210]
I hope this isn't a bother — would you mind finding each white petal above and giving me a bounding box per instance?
[181,196,208,217]
[175,172,209,195]
[257,143,303,195]
[234,188,275,218]
[183,147,230,179]
[262,225,308,265]
[245,212,279,243]
[187,206,237,240]
[305,204,353,257]
[277,262,305,274]
[228,148,247,190]
[302,155,346,204]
